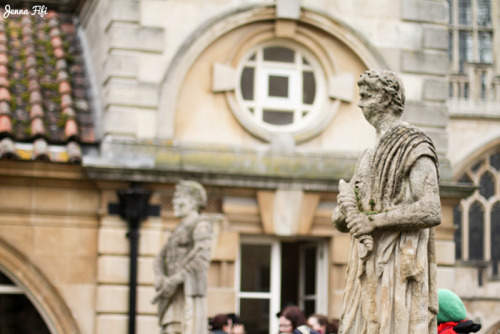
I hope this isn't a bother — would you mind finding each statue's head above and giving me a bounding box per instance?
[357,69,405,124]
[173,180,207,217]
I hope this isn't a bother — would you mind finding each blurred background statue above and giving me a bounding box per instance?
[153,180,212,334]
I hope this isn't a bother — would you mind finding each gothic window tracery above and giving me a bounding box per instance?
[455,149,500,276]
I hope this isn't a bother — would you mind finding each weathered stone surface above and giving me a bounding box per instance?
[108,23,164,53]
[403,101,448,127]
[423,127,448,155]
[401,50,449,75]
[276,0,300,19]
[401,0,449,24]
[329,73,355,102]
[332,70,441,333]
[423,26,448,50]
[103,54,139,80]
[423,79,449,101]
[212,63,236,92]
[105,80,160,108]
[152,181,212,334]
[108,0,140,24]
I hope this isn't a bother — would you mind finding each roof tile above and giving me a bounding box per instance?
[1,10,95,163]
[0,114,12,134]
[0,137,18,160]
[0,87,10,101]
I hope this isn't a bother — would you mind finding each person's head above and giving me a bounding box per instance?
[437,289,467,324]
[357,69,405,127]
[278,305,306,333]
[307,314,328,334]
[173,180,207,218]
[211,313,230,332]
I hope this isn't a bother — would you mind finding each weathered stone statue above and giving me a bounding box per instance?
[332,69,441,334]
[153,180,212,334]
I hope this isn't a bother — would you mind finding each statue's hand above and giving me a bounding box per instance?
[346,213,375,238]
[337,180,357,215]
[154,275,168,291]
[338,192,357,214]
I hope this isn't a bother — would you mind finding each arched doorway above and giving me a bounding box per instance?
[0,237,80,334]
[0,269,51,334]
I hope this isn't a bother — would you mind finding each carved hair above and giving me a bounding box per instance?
[175,180,207,210]
[357,69,405,116]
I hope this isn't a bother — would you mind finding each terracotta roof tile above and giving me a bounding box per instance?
[33,137,49,161]
[0,114,12,134]
[0,10,96,163]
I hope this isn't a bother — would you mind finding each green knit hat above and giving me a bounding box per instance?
[437,289,467,324]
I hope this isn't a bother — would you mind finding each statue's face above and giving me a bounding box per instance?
[173,193,197,218]
[358,84,385,124]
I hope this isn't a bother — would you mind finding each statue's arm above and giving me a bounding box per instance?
[175,220,212,279]
[333,151,365,233]
[372,156,441,231]
[153,243,167,278]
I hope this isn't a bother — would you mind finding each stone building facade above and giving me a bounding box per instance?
[0,0,499,333]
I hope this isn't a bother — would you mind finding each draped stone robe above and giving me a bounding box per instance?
[338,123,439,334]
[155,216,212,334]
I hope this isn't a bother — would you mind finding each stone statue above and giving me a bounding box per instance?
[153,180,212,334]
[332,69,441,334]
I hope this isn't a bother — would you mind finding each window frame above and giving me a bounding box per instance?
[448,0,493,74]
[230,39,335,142]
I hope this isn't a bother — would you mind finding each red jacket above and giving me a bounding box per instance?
[438,320,481,334]
[438,322,460,334]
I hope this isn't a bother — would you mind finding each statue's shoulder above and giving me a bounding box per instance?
[192,215,213,240]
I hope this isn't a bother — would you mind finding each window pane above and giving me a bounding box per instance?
[241,244,271,292]
[446,0,452,24]
[459,30,472,72]
[480,72,487,100]
[479,171,495,199]
[263,110,293,125]
[268,75,289,98]
[458,0,472,25]
[479,32,493,63]
[263,47,294,63]
[0,272,15,286]
[304,300,315,318]
[302,72,316,105]
[491,202,500,276]
[458,173,472,183]
[241,67,255,101]
[469,201,484,260]
[304,247,316,295]
[471,159,484,173]
[477,0,491,26]
[490,152,500,171]
[454,205,462,259]
[240,298,269,334]
[0,294,51,334]
[448,31,453,60]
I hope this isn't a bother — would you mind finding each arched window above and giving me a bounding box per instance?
[454,149,500,277]
[491,202,500,276]
[454,205,462,259]
[469,201,484,260]
[0,270,51,333]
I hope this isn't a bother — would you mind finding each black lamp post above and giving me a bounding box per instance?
[117,183,152,334]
